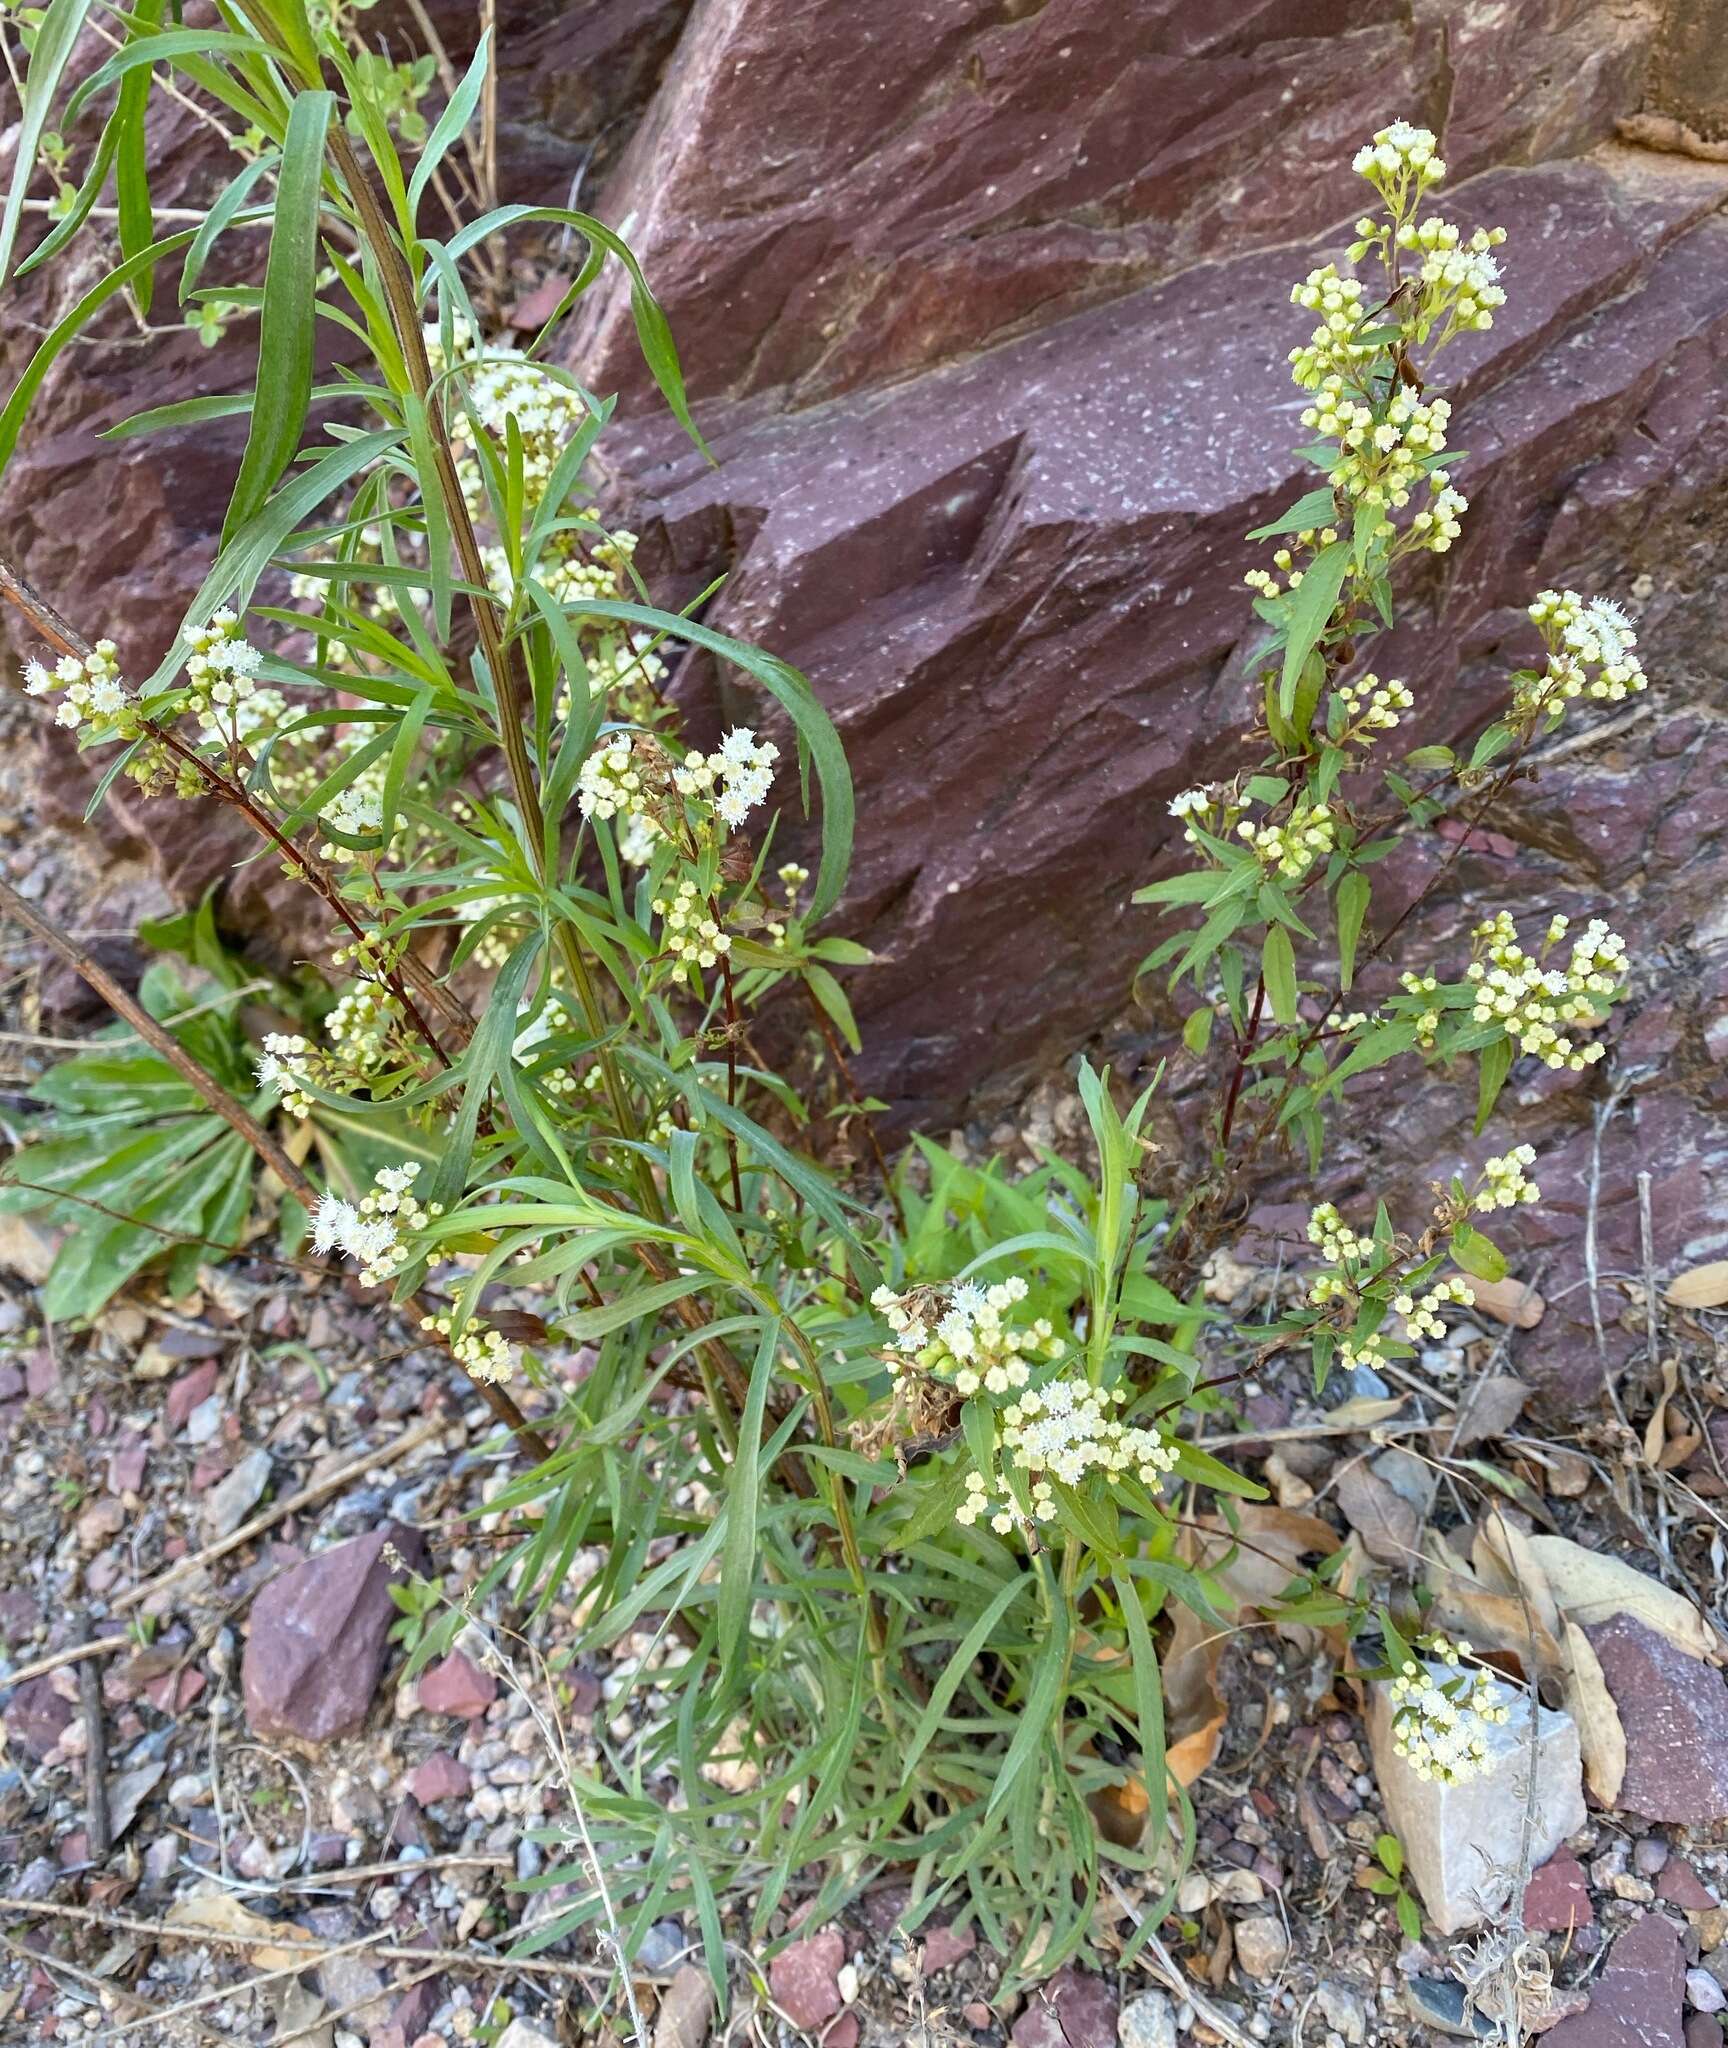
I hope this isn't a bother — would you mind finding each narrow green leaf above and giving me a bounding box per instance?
[1335,870,1370,992]
[181,150,278,306]
[408,29,490,222]
[223,90,333,543]
[0,0,96,289]
[114,0,166,316]
[717,1319,779,1682]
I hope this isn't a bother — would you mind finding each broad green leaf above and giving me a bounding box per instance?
[1262,923,1297,1026]
[1450,1221,1508,1284]
[1474,1033,1512,1134]
[1278,539,1350,717]
[1335,869,1370,992]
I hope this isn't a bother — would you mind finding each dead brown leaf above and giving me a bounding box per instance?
[1162,1601,1227,1788]
[1473,1516,1565,1648]
[1450,1375,1530,1450]
[1470,1273,1547,1328]
[1563,1618,1627,1806]
[1524,1534,1721,1662]
[165,1886,315,1970]
[1666,1260,1728,1310]
[1336,1460,1421,1565]
[1320,1393,1407,1430]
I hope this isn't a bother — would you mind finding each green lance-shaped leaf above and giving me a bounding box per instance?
[0,0,96,290]
[1278,539,1350,718]
[222,90,333,544]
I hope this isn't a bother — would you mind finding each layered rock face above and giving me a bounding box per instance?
[4,0,1728,1398]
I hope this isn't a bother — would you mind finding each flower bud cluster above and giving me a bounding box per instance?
[1239,796,1335,882]
[1308,1202,1370,1265]
[420,1310,516,1383]
[1467,911,1627,1068]
[1303,384,1452,508]
[1386,1638,1511,1785]
[256,1032,316,1118]
[577,732,658,826]
[1333,671,1413,740]
[651,876,733,982]
[24,642,131,736]
[1288,264,1377,389]
[1392,1276,1475,1341]
[325,983,400,1071]
[1168,785,1219,843]
[1475,1145,1539,1210]
[1519,591,1648,720]
[1401,219,1508,336]
[1408,475,1467,554]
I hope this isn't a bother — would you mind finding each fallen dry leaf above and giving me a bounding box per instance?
[1336,1460,1421,1565]
[1666,1261,1728,1310]
[1469,1273,1547,1328]
[1536,1447,1594,1498]
[165,1886,314,1970]
[1162,1599,1227,1788]
[1450,1375,1530,1450]
[1424,1531,1563,1675]
[1525,1533,1721,1663]
[1474,1516,1565,1649]
[1643,1357,1680,1466]
[1263,1450,1315,1508]
[1320,1393,1407,1430]
[1563,1618,1627,1806]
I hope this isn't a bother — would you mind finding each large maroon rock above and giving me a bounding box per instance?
[1587,1614,1728,1823]
[1544,1910,1685,2048]
[6,0,1728,1413]
[241,1523,426,1744]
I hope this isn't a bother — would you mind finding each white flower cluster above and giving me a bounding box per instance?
[673,728,778,830]
[1168,785,1219,844]
[1392,1275,1475,1341]
[312,1162,436,1287]
[959,1378,1178,1532]
[1520,591,1648,720]
[1352,121,1446,191]
[651,876,734,982]
[183,611,265,733]
[441,340,592,500]
[1333,670,1413,740]
[24,641,130,735]
[1467,911,1627,1069]
[482,523,644,615]
[1386,1640,1511,1785]
[323,783,383,843]
[871,1273,1064,1394]
[1475,1144,1539,1210]
[1239,796,1335,882]
[256,1031,316,1118]
[1405,221,1507,336]
[420,1310,516,1384]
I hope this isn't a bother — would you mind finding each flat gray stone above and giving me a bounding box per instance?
[1368,1666,1585,1935]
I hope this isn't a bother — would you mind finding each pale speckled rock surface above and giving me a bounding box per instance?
[1367,1668,1586,1935]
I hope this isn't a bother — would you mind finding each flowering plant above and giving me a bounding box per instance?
[0,67,1646,2002]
